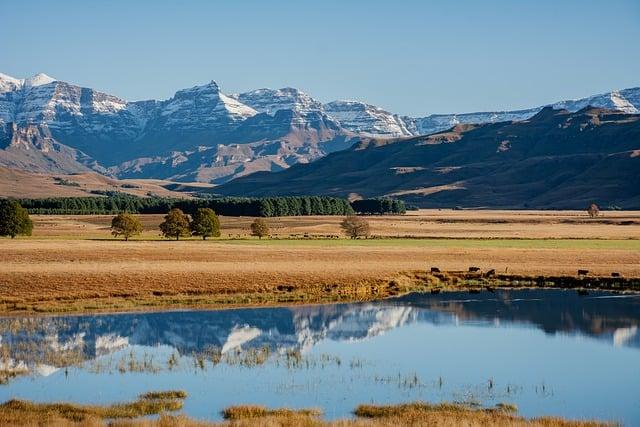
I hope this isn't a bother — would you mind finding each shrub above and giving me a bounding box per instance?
[250,218,269,239]
[587,203,600,218]
[340,216,370,239]
[0,200,33,239]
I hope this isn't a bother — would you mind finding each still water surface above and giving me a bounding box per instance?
[0,289,639,424]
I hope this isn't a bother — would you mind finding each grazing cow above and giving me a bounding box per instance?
[577,269,589,276]
[485,269,496,277]
[430,267,441,273]
[469,267,481,272]
[611,272,621,277]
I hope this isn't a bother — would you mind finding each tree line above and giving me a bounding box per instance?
[14,194,405,216]
[1,199,374,241]
[351,198,406,215]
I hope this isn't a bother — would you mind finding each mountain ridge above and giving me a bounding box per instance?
[0,72,639,190]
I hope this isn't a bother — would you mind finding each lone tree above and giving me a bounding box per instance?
[0,200,33,238]
[340,215,370,239]
[250,218,269,239]
[110,212,143,241]
[190,208,220,240]
[587,203,600,218]
[159,208,191,240]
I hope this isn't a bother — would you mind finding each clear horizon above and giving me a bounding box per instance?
[1,0,639,116]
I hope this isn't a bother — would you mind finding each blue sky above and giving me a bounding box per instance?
[1,0,639,116]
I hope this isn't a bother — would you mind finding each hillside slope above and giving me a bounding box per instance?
[216,107,640,209]
[0,166,210,199]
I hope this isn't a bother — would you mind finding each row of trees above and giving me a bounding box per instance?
[110,209,374,241]
[16,195,405,217]
[351,198,406,215]
[112,208,223,241]
[111,208,272,241]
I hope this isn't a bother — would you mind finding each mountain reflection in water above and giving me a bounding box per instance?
[1,289,638,374]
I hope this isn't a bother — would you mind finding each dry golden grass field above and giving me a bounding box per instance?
[1,210,639,314]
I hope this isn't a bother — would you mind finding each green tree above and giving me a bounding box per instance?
[190,208,220,240]
[0,200,33,238]
[340,215,370,239]
[250,218,269,239]
[110,212,143,241]
[159,208,191,240]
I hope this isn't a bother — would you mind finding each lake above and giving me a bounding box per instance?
[0,289,638,424]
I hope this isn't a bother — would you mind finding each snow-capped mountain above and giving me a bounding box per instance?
[233,87,324,115]
[405,88,640,135]
[0,73,361,182]
[235,88,413,137]
[324,100,414,137]
[234,86,640,138]
[0,71,639,186]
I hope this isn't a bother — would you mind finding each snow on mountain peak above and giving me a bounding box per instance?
[0,73,57,95]
[0,72,21,85]
[236,87,324,115]
[0,73,23,94]
[324,100,413,137]
[23,73,57,87]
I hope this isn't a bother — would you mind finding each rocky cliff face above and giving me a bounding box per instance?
[0,122,103,174]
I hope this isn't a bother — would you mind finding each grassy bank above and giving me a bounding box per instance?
[0,268,637,315]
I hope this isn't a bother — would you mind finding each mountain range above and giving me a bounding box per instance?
[1,72,639,194]
[0,74,640,207]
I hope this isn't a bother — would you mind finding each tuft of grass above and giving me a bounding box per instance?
[495,402,519,413]
[0,390,186,423]
[221,405,322,420]
[354,401,479,418]
[139,390,187,400]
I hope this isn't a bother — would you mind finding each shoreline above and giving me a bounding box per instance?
[1,271,638,317]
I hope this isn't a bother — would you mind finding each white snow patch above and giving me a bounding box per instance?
[613,325,638,347]
[221,325,262,353]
